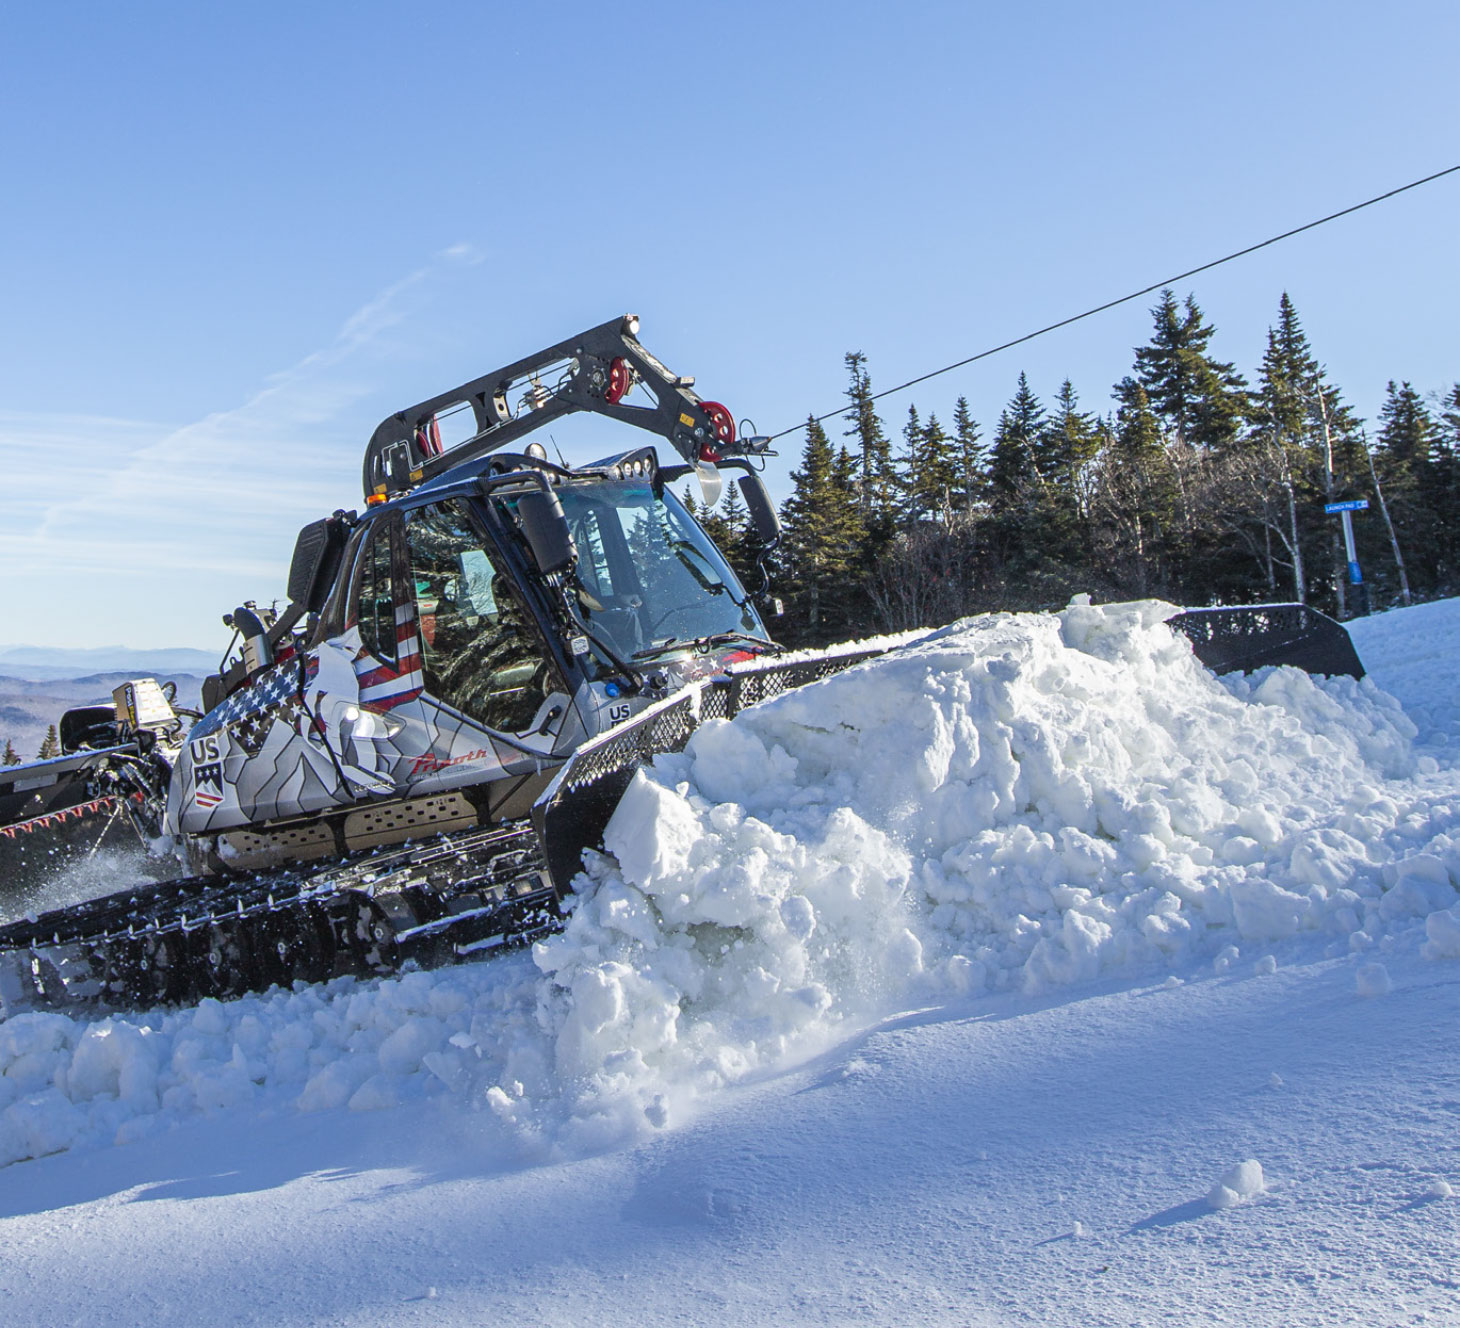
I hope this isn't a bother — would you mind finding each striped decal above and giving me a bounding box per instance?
[355,601,424,709]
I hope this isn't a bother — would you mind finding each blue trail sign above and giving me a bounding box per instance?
[1324,499,1370,613]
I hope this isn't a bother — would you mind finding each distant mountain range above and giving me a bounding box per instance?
[0,671,206,762]
[0,647,215,759]
[0,644,219,682]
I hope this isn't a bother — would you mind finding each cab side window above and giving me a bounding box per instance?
[355,519,397,662]
[404,500,558,734]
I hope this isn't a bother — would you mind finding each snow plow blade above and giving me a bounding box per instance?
[0,747,148,905]
[1167,603,1365,680]
[534,642,891,894]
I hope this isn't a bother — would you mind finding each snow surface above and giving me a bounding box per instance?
[3,597,1460,1325]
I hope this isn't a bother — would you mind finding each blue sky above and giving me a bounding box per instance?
[2,1,1456,649]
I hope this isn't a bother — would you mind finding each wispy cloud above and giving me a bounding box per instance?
[438,241,484,266]
[0,257,460,649]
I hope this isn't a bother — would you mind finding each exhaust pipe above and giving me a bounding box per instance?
[228,605,275,676]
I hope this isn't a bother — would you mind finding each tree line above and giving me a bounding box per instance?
[2,726,54,764]
[697,290,1460,647]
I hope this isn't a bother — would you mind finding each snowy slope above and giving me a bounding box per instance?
[3,599,1459,1326]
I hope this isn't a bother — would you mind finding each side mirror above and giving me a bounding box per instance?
[516,489,577,574]
[737,474,781,547]
[288,516,348,613]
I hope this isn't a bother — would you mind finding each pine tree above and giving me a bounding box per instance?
[1440,384,1460,453]
[779,417,866,642]
[906,411,961,525]
[1251,294,1321,438]
[1239,294,1371,613]
[716,481,754,584]
[891,404,922,529]
[689,487,729,553]
[2,739,19,766]
[37,724,59,760]
[1093,377,1175,595]
[1040,380,1100,504]
[952,396,984,512]
[1133,290,1248,449]
[1426,383,1460,594]
[843,351,895,528]
[1377,382,1439,474]
[987,373,1046,507]
[1375,381,1442,596]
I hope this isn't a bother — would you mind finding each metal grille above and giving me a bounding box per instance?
[1168,604,1364,679]
[727,646,887,711]
[557,690,703,794]
[534,644,891,891]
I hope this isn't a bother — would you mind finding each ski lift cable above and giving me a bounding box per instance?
[766,163,1460,443]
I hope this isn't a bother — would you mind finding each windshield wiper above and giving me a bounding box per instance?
[632,638,682,661]
[699,631,781,654]
[633,631,779,662]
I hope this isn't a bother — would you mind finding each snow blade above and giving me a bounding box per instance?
[1168,604,1365,679]
[534,643,890,892]
[0,746,147,905]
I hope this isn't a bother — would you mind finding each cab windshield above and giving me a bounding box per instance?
[558,481,766,661]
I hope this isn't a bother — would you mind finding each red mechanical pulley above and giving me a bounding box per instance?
[699,401,736,451]
[605,357,632,405]
[415,417,444,459]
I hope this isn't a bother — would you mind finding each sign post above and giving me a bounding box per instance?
[1324,498,1370,617]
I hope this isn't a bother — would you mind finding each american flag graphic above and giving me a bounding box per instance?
[355,601,425,711]
[190,656,310,740]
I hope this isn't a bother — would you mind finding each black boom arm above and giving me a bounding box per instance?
[362,315,763,502]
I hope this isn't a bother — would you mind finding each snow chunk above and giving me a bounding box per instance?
[1355,962,1392,997]
[1208,1159,1265,1209]
[1421,905,1460,961]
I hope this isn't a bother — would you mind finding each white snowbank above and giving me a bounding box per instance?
[5,598,1460,1169]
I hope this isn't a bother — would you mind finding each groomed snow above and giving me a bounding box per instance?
[3,596,1460,1325]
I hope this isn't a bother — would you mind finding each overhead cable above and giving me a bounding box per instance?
[768,163,1460,442]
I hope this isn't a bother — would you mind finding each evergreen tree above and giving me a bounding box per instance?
[779,417,866,643]
[1243,294,1371,612]
[37,724,59,760]
[1133,290,1248,449]
[2,739,19,766]
[843,351,895,527]
[952,396,985,512]
[689,488,728,552]
[1251,294,1320,439]
[1427,383,1460,593]
[1040,380,1100,503]
[715,481,756,586]
[1093,377,1175,595]
[1375,381,1443,595]
[1378,380,1442,477]
[1440,384,1460,453]
[906,411,961,525]
[987,373,1046,507]
[1111,378,1164,466]
[893,404,922,528]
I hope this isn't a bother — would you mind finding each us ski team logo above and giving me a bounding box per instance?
[190,733,225,809]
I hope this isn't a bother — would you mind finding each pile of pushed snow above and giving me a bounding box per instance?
[5,598,1460,1169]
[570,597,1427,1003]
